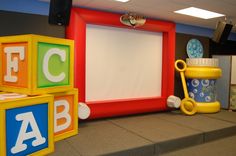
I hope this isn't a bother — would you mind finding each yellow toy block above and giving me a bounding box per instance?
[0,34,74,95]
[52,89,78,142]
[0,93,54,156]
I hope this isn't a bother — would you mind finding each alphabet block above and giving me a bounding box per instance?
[0,34,74,95]
[0,94,54,156]
[53,89,78,141]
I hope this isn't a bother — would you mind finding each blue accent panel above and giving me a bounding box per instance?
[229,33,236,41]
[6,103,48,156]
[176,23,214,37]
[186,79,217,102]
[176,23,236,41]
[0,0,50,15]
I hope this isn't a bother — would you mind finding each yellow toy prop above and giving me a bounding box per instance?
[175,60,197,115]
[175,59,222,115]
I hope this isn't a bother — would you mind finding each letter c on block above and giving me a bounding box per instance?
[43,48,66,82]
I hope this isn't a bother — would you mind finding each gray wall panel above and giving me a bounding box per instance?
[213,55,231,109]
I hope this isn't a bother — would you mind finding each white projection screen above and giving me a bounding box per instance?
[86,24,163,102]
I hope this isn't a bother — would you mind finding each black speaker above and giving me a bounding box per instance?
[212,21,233,43]
[48,0,72,26]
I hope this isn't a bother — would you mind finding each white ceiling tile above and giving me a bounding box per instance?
[76,0,236,31]
[73,0,95,6]
[83,0,126,8]
[221,0,236,5]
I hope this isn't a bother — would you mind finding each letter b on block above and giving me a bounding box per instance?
[0,34,74,95]
[53,89,78,141]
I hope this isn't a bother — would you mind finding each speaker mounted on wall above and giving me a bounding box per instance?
[212,21,233,43]
[48,0,72,26]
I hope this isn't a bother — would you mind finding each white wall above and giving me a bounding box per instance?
[231,56,236,84]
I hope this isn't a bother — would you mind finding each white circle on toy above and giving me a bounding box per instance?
[193,89,198,94]
[191,79,199,87]
[200,92,205,97]
[205,96,211,102]
[167,95,181,108]
[189,92,195,99]
[78,102,91,119]
[201,79,209,87]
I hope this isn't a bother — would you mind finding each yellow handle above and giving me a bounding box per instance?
[175,60,189,98]
[175,60,197,115]
[180,98,197,115]
[175,59,187,72]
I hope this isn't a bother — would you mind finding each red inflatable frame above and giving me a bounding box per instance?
[66,8,175,119]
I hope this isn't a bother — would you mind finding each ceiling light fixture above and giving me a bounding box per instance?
[174,7,225,19]
[114,0,130,2]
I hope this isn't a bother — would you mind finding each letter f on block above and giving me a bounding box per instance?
[11,112,46,154]
[4,46,25,82]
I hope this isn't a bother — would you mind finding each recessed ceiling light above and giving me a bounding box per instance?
[174,7,225,19]
[114,0,130,2]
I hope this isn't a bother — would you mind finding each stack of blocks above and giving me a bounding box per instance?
[0,34,78,156]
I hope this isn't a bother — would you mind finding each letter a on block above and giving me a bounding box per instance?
[4,46,25,82]
[43,48,66,82]
[54,100,71,133]
[11,112,46,154]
